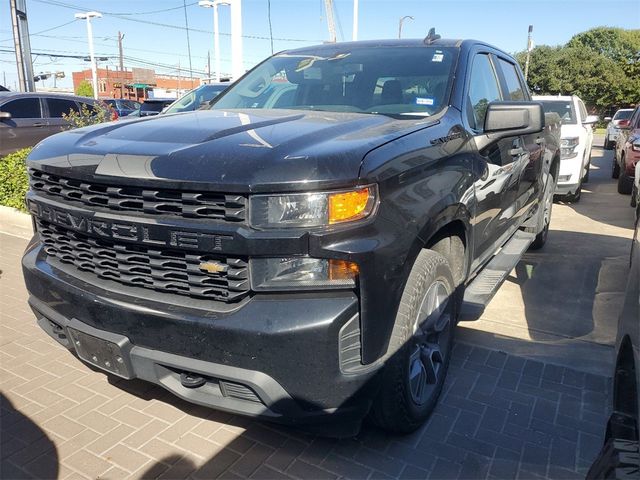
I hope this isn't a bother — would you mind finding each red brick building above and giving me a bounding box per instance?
[72,68,199,101]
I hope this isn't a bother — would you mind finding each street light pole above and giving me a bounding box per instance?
[75,11,102,99]
[199,0,231,82]
[524,25,534,82]
[398,15,413,39]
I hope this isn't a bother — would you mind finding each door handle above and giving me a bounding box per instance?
[32,122,45,127]
[509,147,525,156]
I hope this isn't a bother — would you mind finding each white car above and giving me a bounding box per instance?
[604,108,634,150]
[533,95,598,202]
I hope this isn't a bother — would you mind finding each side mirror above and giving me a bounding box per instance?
[618,119,631,130]
[604,116,612,122]
[583,115,599,124]
[0,111,11,120]
[476,101,544,151]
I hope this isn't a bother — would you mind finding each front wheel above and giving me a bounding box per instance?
[612,159,620,179]
[564,183,582,203]
[370,250,455,433]
[604,137,612,150]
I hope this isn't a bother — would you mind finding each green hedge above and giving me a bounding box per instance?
[0,148,31,212]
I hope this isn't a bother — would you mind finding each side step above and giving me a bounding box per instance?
[460,230,535,321]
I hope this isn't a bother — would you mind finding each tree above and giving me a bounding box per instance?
[567,27,640,77]
[62,102,116,128]
[516,45,634,109]
[75,80,93,98]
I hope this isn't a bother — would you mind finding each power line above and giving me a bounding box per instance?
[32,0,322,43]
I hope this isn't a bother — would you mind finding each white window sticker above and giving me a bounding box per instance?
[416,97,434,106]
[432,53,444,62]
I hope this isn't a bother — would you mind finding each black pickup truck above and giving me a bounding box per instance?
[22,37,560,435]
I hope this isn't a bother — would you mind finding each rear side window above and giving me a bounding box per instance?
[1,98,42,118]
[497,58,526,100]
[46,98,80,118]
[467,54,502,130]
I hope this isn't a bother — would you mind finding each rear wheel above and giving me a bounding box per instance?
[527,174,554,250]
[612,159,620,179]
[618,162,633,195]
[370,250,455,433]
[604,137,612,150]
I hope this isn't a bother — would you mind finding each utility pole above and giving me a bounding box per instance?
[118,31,124,99]
[10,0,35,92]
[323,0,336,43]
[229,0,243,80]
[524,25,534,82]
[352,0,358,41]
[207,50,211,79]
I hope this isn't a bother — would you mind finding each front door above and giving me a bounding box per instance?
[466,52,522,268]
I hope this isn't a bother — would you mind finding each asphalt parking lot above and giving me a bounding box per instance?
[0,135,635,479]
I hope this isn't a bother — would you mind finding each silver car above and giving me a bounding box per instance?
[604,108,634,150]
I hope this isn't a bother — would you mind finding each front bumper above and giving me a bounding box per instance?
[22,239,381,431]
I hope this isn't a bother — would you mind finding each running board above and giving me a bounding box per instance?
[460,230,535,321]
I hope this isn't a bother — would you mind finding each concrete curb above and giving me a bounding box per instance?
[0,205,33,239]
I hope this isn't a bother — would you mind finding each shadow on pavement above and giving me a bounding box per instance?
[0,394,59,479]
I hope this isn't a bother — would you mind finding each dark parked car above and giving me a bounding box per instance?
[139,98,174,117]
[587,213,639,478]
[22,38,560,435]
[164,83,230,114]
[104,99,140,118]
[613,105,640,194]
[0,92,95,156]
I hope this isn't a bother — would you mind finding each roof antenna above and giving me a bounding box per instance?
[423,27,441,45]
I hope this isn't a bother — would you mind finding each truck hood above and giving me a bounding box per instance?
[28,109,437,193]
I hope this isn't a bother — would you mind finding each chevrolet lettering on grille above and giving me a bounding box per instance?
[29,201,233,251]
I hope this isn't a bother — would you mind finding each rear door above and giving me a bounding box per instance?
[43,97,81,134]
[0,96,46,155]
[465,51,522,267]
[494,56,543,222]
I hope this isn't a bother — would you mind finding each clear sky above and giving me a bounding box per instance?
[1,0,639,90]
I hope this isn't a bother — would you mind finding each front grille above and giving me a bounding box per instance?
[37,219,249,302]
[29,169,246,221]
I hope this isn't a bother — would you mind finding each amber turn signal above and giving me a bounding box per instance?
[328,187,375,224]
[328,259,360,281]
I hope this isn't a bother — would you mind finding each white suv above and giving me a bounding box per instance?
[533,95,598,202]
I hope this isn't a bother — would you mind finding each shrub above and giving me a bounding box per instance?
[0,148,32,212]
[63,101,116,128]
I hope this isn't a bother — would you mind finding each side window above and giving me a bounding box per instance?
[497,58,526,100]
[467,54,502,130]
[1,98,42,118]
[629,107,640,128]
[46,98,79,118]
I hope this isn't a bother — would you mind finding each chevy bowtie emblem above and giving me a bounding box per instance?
[198,261,228,274]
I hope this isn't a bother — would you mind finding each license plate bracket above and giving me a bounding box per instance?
[67,328,132,378]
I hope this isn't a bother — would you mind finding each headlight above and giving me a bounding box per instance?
[632,142,640,152]
[560,137,580,159]
[248,185,377,229]
[250,257,359,291]
[560,137,579,148]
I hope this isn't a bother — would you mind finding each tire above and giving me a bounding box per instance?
[370,250,456,433]
[583,161,590,183]
[564,183,581,203]
[612,159,620,179]
[631,185,637,208]
[618,167,633,195]
[527,174,554,250]
[604,137,613,150]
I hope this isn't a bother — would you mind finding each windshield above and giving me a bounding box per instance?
[165,84,228,114]
[140,102,168,113]
[212,46,458,117]
[613,109,633,121]
[539,100,576,125]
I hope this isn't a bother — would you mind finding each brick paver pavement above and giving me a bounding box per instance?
[1,232,609,479]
